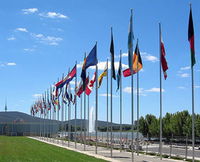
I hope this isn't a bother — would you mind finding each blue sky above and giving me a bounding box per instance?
[0,0,200,124]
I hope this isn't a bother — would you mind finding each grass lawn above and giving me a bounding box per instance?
[0,136,107,162]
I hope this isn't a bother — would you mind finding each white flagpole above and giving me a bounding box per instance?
[95,42,98,154]
[136,40,139,156]
[159,23,163,160]
[75,62,77,148]
[120,50,123,152]
[106,59,109,149]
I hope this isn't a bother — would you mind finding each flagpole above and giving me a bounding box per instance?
[136,40,139,156]
[84,79,86,151]
[95,51,98,154]
[191,63,195,162]
[159,23,163,160]
[75,61,77,148]
[61,74,64,145]
[87,72,90,146]
[110,27,113,158]
[120,50,122,152]
[68,95,71,147]
[106,59,109,149]
[80,94,83,144]
[50,86,52,142]
[131,68,134,162]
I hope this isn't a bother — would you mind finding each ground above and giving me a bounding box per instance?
[0,136,107,162]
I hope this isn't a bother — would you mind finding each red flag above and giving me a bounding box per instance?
[85,72,96,95]
[123,68,137,77]
[160,35,168,80]
[76,77,89,97]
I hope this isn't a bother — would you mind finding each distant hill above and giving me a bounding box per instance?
[0,111,131,128]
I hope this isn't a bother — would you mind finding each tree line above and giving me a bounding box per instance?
[139,110,200,139]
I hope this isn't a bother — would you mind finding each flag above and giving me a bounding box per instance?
[76,77,89,97]
[188,6,195,67]
[110,29,116,80]
[128,10,134,73]
[117,54,122,91]
[123,42,143,77]
[160,32,168,80]
[55,65,76,89]
[81,44,98,90]
[85,72,96,95]
[98,62,107,88]
[62,84,68,104]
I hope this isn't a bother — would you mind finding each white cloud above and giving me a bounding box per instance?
[180,66,190,71]
[16,28,28,32]
[122,53,128,57]
[179,73,189,78]
[77,61,128,71]
[31,33,63,46]
[145,87,164,92]
[178,86,186,89]
[195,85,200,89]
[7,37,16,41]
[141,52,158,62]
[7,62,16,66]
[39,12,68,19]
[99,93,118,98]
[123,87,146,96]
[123,87,164,95]
[24,48,35,52]
[22,8,38,14]
[33,94,42,98]
[118,52,158,62]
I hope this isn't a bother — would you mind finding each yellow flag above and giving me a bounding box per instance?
[98,62,108,88]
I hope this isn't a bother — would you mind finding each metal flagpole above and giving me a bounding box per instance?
[95,59,98,154]
[119,50,122,152]
[68,93,71,147]
[191,35,195,162]
[110,28,113,158]
[190,4,195,162]
[61,79,64,145]
[80,94,83,144]
[131,69,134,162]
[57,78,60,144]
[136,40,139,156]
[87,88,90,146]
[106,59,109,149]
[159,23,163,160]
[75,62,77,148]
[84,83,86,151]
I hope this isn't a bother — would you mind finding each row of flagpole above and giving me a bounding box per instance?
[30,4,197,161]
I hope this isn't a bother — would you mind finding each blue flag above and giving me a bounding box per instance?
[128,10,134,73]
[81,44,98,90]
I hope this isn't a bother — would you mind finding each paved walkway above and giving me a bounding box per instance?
[29,137,183,162]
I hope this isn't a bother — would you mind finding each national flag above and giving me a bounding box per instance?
[55,65,76,89]
[117,54,122,91]
[160,32,168,80]
[98,62,107,88]
[110,29,116,80]
[123,42,143,77]
[81,44,97,90]
[128,10,134,73]
[85,72,96,95]
[62,84,68,104]
[76,77,89,97]
[188,6,195,67]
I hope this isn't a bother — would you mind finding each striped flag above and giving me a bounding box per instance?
[188,6,195,67]
[98,62,107,88]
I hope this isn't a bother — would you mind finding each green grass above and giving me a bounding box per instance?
[0,136,107,162]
